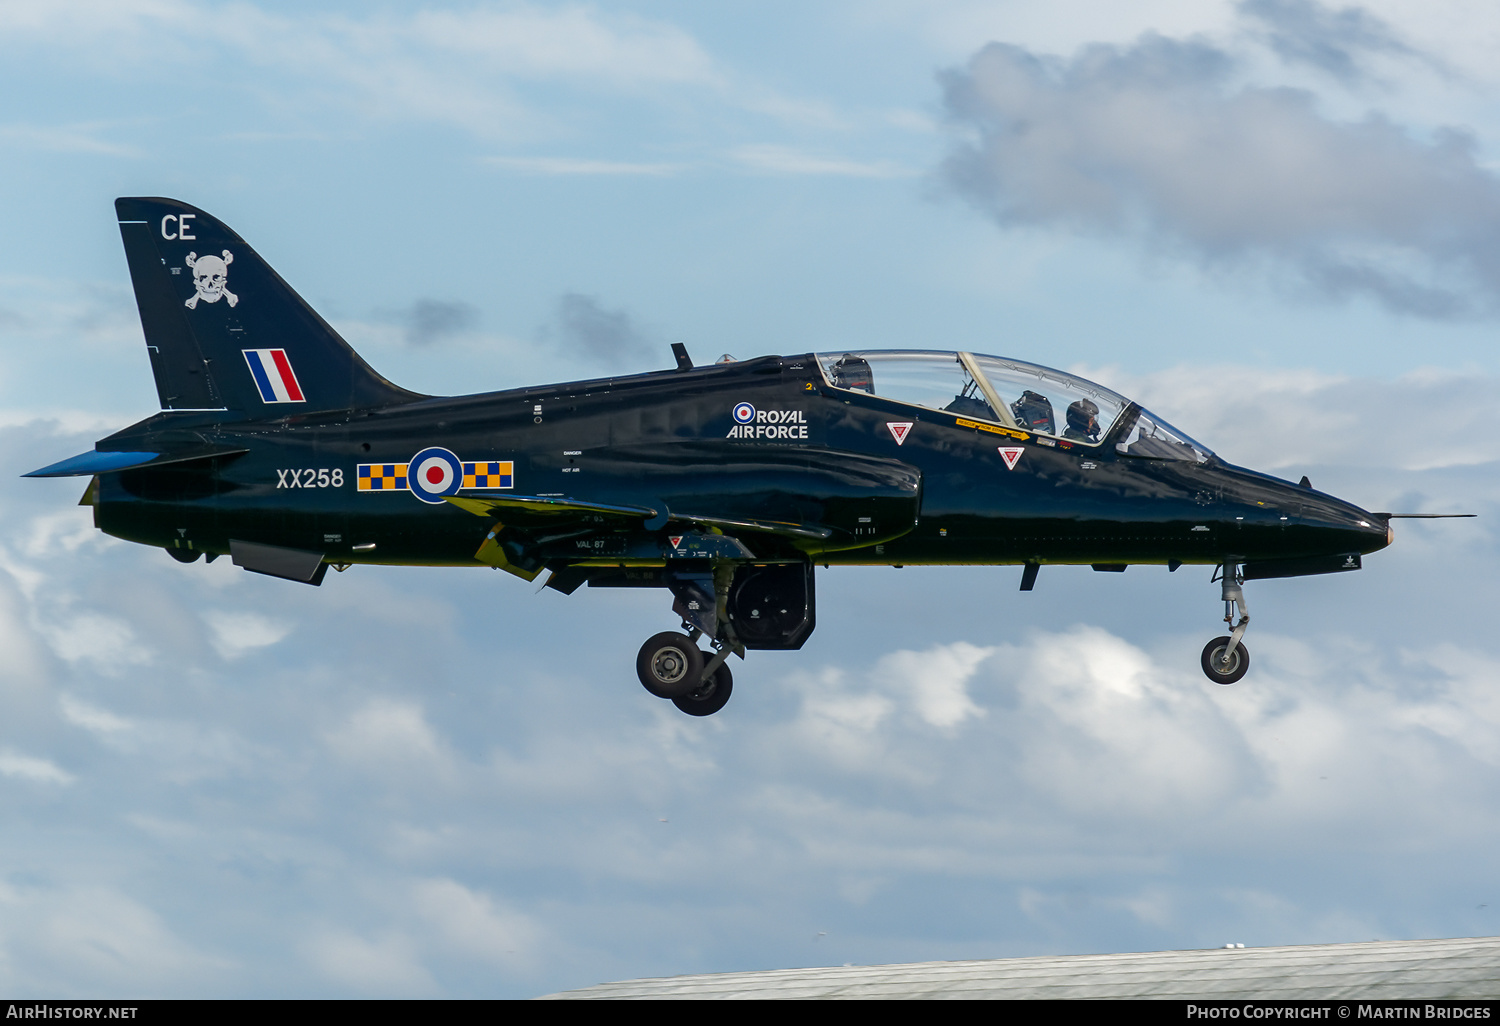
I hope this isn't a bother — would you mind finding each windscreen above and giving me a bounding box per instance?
[1116,409,1215,462]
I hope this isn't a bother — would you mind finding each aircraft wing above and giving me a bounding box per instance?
[445,493,834,542]
[445,444,917,567]
[445,493,660,525]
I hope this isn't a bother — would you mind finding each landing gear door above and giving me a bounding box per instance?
[727,562,816,650]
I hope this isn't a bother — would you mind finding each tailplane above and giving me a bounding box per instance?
[115,197,424,412]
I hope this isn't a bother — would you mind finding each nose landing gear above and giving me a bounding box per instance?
[1202,562,1250,685]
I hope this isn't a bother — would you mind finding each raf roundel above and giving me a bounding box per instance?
[406,447,464,504]
[733,402,756,425]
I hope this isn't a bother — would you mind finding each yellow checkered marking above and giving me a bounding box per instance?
[462,461,514,490]
[357,463,409,491]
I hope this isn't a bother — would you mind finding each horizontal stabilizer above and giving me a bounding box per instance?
[23,445,249,478]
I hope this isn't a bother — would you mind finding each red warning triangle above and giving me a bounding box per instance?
[886,422,913,445]
[998,446,1024,470]
[669,536,683,548]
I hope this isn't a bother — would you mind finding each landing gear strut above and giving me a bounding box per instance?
[1202,562,1250,685]
[635,564,746,716]
[635,628,739,714]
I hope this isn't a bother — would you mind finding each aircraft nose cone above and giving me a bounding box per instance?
[1329,503,1392,553]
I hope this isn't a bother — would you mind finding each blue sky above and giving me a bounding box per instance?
[2,0,1500,998]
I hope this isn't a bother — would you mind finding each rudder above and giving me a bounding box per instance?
[115,197,424,412]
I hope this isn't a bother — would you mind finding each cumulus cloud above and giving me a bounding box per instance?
[785,627,1500,839]
[1087,362,1500,474]
[872,641,992,729]
[939,30,1500,317]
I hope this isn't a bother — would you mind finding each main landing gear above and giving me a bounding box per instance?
[636,629,735,717]
[1201,562,1250,685]
[634,563,746,717]
[625,559,814,716]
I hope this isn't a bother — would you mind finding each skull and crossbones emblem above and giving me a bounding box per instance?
[184,250,238,309]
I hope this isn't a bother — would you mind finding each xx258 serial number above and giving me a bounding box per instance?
[277,468,344,488]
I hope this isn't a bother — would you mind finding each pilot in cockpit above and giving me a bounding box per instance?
[1062,399,1101,443]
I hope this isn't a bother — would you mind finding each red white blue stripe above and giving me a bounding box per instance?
[242,349,306,404]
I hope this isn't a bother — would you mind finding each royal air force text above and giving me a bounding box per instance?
[727,410,808,440]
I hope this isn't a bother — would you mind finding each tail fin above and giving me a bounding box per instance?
[115,197,424,412]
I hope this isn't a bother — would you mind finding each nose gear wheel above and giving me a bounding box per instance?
[1200,636,1250,684]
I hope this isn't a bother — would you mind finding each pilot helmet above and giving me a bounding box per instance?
[1067,398,1100,439]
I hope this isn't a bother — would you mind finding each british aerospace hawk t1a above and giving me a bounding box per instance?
[27,198,1412,716]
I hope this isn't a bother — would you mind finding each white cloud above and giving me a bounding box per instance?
[304,928,435,996]
[997,627,1257,819]
[10,887,232,994]
[202,610,293,659]
[485,156,685,176]
[39,611,150,673]
[1086,362,1500,473]
[731,144,916,178]
[0,750,73,784]
[325,698,453,778]
[404,6,717,86]
[59,693,132,735]
[0,2,723,140]
[412,878,540,969]
[0,122,141,158]
[790,667,896,770]
[873,641,993,729]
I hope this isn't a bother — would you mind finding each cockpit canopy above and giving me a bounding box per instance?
[816,350,1213,463]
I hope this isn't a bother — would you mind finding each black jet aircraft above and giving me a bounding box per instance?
[26,198,1416,716]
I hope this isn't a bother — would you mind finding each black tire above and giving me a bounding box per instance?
[673,656,733,717]
[636,632,704,699]
[1201,636,1250,685]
